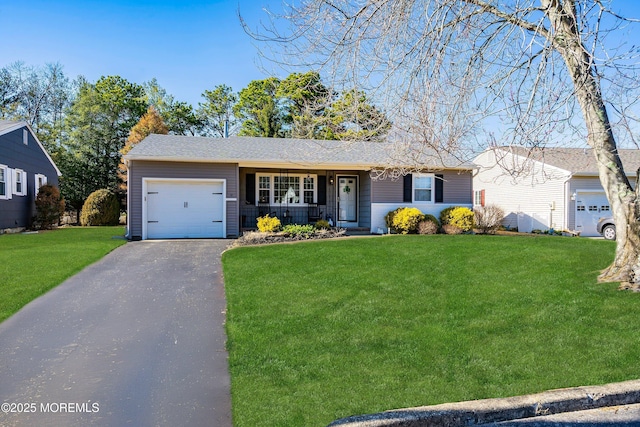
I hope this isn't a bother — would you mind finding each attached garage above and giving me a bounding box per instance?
[574,190,610,237]
[143,179,226,239]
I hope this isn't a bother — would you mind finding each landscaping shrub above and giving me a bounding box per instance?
[418,220,439,235]
[282,224,316,238]
[474,204,505,234]
[442,224,463,234]
[34,184,65,230]
[233,228,347,246]
[384,207,403,231]
[423,214,439,226]
[448,207,474,232]
[80,189,120,226]
[314,219,331,230]
[439,206,458,225]
[257,215,281,232]
[392,207,426,234]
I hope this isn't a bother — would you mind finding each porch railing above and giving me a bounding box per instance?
[240,205,325,228]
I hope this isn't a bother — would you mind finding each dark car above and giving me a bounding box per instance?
[597,217,616,240]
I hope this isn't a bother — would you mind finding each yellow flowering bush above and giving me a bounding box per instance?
[391,207,425,234]
[257,215,281,232]
[448,207,474,232]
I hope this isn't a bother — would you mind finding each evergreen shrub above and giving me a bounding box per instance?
[34,184,65,230]
[80,189,120,226]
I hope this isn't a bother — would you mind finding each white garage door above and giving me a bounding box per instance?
[575,191,610,237]
[145,180,225,239]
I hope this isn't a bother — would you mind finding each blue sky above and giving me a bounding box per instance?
[2,0,640,117]
[0,0,282,107]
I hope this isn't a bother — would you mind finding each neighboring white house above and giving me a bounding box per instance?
[473,146,640,236]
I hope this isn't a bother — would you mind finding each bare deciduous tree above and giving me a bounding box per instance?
[248,0,640,287]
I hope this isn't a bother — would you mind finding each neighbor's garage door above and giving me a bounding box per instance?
[575,191,610,237]
[145,180,225,239]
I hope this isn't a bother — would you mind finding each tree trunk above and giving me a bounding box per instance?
[545,1,640,287]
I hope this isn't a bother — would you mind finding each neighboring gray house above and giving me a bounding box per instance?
[124,134,473,240]
[473,146,640,236]
[0,121,61,231]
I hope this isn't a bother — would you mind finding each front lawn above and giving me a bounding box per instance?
[222,234,640,427]
[0,227,126,322]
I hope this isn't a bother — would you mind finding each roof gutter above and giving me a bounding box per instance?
[124,155,474,172]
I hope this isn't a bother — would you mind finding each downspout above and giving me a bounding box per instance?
[125,158,131,240]
[563,173,573,233]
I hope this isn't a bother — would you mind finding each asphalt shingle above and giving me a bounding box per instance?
[502,146,640,175]
[125,134,471,169]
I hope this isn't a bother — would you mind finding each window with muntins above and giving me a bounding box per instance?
[0,165,7,199]
[303,177,315,203]
[474,190,482,206]
[35,174,47,194]
[413,173,434,202]
[258,176,270,203]
[14,169,26,196]
[257,174,317,205]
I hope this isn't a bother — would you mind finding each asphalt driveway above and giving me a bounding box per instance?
[0,240,232,427]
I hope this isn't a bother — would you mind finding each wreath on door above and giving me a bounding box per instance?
[343,185,351,194]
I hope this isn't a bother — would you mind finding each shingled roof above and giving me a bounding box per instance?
[0,120,24,135]
[124,134,472,170]
[500,146,640,176]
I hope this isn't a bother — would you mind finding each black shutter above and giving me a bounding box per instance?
[317,175,327,205]
[403,174,412,202]
[246,173,256,204]
[435,174,444,203]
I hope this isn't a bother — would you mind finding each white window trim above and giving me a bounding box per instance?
[0,164,10,200]
[35,173,48,195]
[474,190,483,207]
[256,173,318,205]
[412,173,435,203]
[13,168,27,196]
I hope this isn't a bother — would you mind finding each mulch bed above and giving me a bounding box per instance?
[232,228,347,247]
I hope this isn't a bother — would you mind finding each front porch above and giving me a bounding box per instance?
[240,204,328,229]
[238,168,370,232]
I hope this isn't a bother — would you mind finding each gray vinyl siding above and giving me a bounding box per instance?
[359,171,371,228]
[128,160,239,239]
[371,170,473,204]
[443,171,473,203]
[0,127,59,229]
[371,176,402,203]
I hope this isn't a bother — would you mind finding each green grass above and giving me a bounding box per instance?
[222,234,640,427]
[0,227,126,322]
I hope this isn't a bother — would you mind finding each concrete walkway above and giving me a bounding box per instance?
[0,240,232,427]
[329,379,640,427]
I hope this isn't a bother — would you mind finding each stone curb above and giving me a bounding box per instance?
[328,379,640,427]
